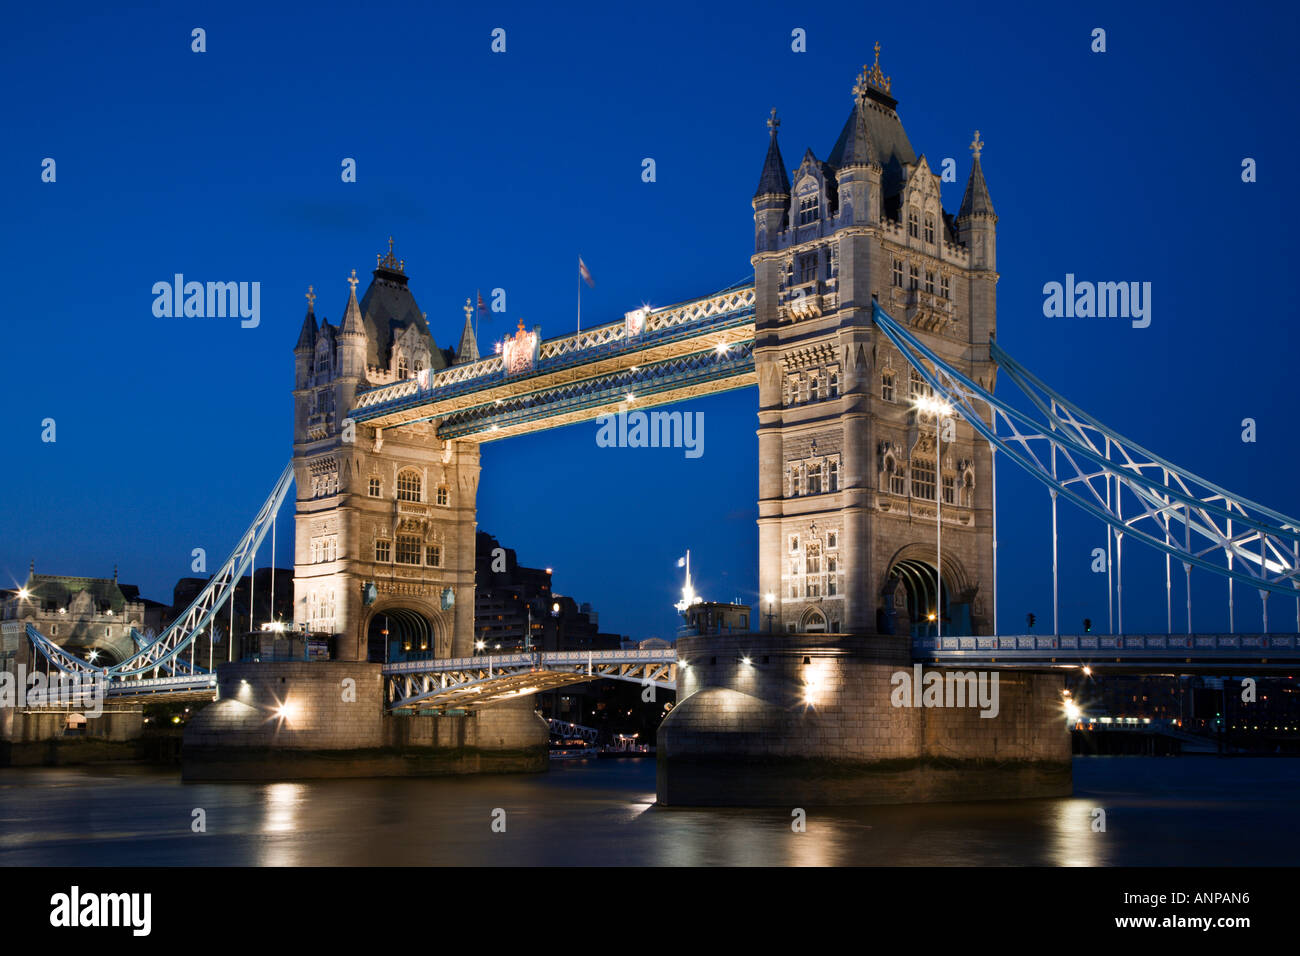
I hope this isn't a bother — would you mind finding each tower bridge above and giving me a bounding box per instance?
[12,48,1300,802]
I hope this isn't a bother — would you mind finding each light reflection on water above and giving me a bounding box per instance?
[0,757,1297,866]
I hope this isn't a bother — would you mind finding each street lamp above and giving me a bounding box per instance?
[765,592,775,633]
[914,394,954,638]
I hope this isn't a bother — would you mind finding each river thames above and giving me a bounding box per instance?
[1,757,1297,866]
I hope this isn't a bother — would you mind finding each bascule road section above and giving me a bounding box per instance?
[347,284,756,442]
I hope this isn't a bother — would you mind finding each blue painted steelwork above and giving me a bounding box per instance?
[914,633,1300,670]
[27,463,294,682]
[871,303,1300,601]
[439,342,754,440]
[350,290,756,425]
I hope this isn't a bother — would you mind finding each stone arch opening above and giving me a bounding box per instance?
[799,606,828,633]
[366,606,437,663]
[880,545,975,637]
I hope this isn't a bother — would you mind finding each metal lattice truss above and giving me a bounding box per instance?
[383,649,677,713]
[439,342,755,441]
[28,463,295,681]
[871,303,1300,602]
[349,285,756,433]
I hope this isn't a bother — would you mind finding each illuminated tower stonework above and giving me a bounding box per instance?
[291,244,480,662]
[753,49,998,637]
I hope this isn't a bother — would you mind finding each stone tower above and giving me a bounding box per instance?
[291,243,482,662]
[752,48,998,637]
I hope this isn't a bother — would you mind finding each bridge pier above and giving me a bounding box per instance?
[657,634,1071,806]
[182,661,548,780]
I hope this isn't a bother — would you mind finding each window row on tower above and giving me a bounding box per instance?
[891,257,951,299]
[785,529,840,601]
[783,366,841,407]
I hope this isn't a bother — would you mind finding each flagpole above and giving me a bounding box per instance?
[577,256,582,335]
[474,287,480,341]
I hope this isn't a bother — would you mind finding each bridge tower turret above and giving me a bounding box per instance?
[292,244,479,662]
[750,48,997,637]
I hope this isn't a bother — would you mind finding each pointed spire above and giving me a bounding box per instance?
[294,285,318,352]
[836,99,875,168]
[341,269,365,335]
[456,298,480,363]
[753,108,791,199]
[958,131,996,219]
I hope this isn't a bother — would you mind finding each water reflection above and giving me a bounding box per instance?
[0,758,1295,866]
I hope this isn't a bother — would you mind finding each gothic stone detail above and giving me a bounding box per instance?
[753,60,997,636]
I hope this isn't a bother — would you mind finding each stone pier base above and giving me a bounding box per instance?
[182,661,549,781]
[657,634,1072,807]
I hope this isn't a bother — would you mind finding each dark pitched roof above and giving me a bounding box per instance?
[22,574,134,613]
[456,310,479,363]
[958,155,996,219]
[753,129,791,199]
[358,268,447,371]
[827,92,917,198]
[835,98,875,168]
[294,308,317,352]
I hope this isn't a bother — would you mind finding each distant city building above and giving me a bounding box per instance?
[677,601,751,638]
[1,565,146,666]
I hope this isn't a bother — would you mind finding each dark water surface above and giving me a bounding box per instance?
[1,757,1297,866]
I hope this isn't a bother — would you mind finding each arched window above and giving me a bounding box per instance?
[398,356,409,378]
[427,545,442,567]
[908,208,919,238]
[397,469,421,502]
[435,486,449,507]
[809,376,820,402]
[881,371,895,402]
[807,462,822,495]
[924,215,935,244]
[828,370,839,398]
[828,459,839,492]
[368,477,381,497]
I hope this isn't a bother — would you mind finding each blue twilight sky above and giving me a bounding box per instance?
[2,1,1298,641]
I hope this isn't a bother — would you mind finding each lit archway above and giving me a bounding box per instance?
[366,607,436,663]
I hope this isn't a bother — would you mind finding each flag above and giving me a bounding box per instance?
[477,290,489,320]
[579,257,595,288]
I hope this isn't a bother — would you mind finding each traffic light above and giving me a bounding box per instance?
[1026,612,1036,629]
[1083,618,1092,633]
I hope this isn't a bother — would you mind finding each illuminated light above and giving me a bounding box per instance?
[715,342,729,354]
[474,640,485,651]
[87,650,99,662]
[552,603,560,613]
[927,613,936,622]
[489,424,500,432]
[626,392,636,402]
[17,587,29,600]
[58,608,66,614]
[105,609,113,616]
[765,592,775,605]
[741,657,752,666]
[276,701,300,722]
[171,715,181,725]
[630,365,640,373]
[1064,701,1081,721]
[1082,666,1092,676]
[546,568,553,574]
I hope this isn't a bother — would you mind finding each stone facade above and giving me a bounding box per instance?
[753,53,998,636]
[658,634,1071,806]
[182,661,548,779]
[292,249,480,662]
